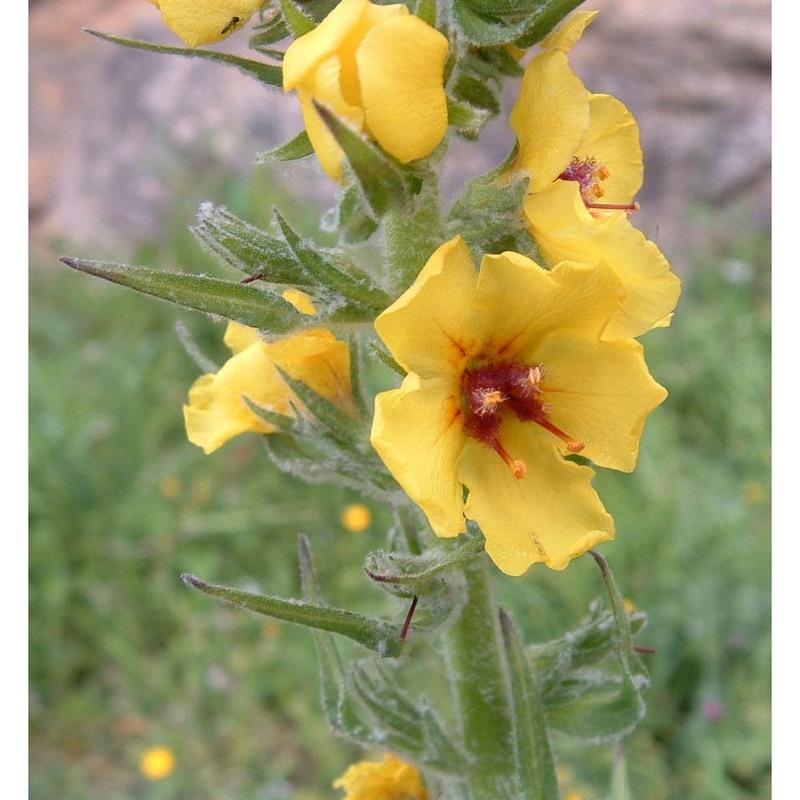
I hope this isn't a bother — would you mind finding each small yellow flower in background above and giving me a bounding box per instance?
[159,474,182,500]
[334,753,429,800]
[283,0,449,183]
[341,503,373,533]
[744,480,765,504]
[184,322,355,454]
[509,10,680,339]
[371,236,667,576]
[140,746,176,780]
[146,0,263,48]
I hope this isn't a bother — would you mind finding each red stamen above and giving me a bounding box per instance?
[533,417,585,453]
[493,438,527,479]
[241,273,264,284]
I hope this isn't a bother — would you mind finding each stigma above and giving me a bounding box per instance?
[558,156,609,204]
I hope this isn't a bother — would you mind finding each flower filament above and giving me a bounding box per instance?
[559,156,639,215]
[461,361,584,479]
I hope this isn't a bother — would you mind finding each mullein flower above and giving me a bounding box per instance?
[184,322,355,454]
[282,0,449,183]
[509,10,680,339]
[334,753,429,800]
[145,0,263,48]
[370,236,666,576]
[139,746,176,780]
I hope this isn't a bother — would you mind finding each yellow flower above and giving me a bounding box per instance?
[145,0,263,48]
[334,753,429,800]
[509,11,680,339]
[140,746,176,780]
[371,236,667,576]
[283,0,449,183]
[184,322,355,454]
[341,503,373,532]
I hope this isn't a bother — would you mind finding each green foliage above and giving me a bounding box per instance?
[86,29,283,87]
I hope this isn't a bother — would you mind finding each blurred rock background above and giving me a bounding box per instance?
[30,0,770,265]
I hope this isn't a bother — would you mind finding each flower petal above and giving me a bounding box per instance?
[372,375,466,538]
[536,334,668,471]
[524,181,681,339]
[184,342,282,454]
[184,329,354,454]
[223,321,261,354]
[266,329,356,416]
[282,0,368,90]
[459,421,614,575]
[296,56,365,182]
[375,236,478,377]
[156,0,262,48]
[469,251,560,359]
[510,50,590,192]
[540,10,599,52]
[357,16,449,163]
[475,254,624,362]
[578,93,643,202]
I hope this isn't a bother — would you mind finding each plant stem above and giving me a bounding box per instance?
[443,553,514,799]
[384,177,443,295]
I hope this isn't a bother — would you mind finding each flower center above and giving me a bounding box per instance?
[558,156,610,203]
[461,361,584,479]
[558,156,639,215]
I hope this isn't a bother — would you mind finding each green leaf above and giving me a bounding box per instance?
[334,185,380,244]
[279,0,317,36]
[451,4,539,46]
[478,45,525,77]
[514,0,586,48]
[191,203,311,285]
[314,102,417,217]
[461,0,543,13]
[249,9,291,48]
[364,536,485,594]
[447,96,492,141]
[454,74,501,114]
[182,572,403,657]
[276,367,367,445]
[61,257,306,334]
[351,661,466,771]
[527,552,651,742]
[273,210,391,313]
[256,130,314,163]
[446,156,538,260]
[500,609,560,800]
[298,537,373,740]
[85,29,282,87]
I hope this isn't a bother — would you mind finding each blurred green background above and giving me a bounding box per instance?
[30,2,770,798]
